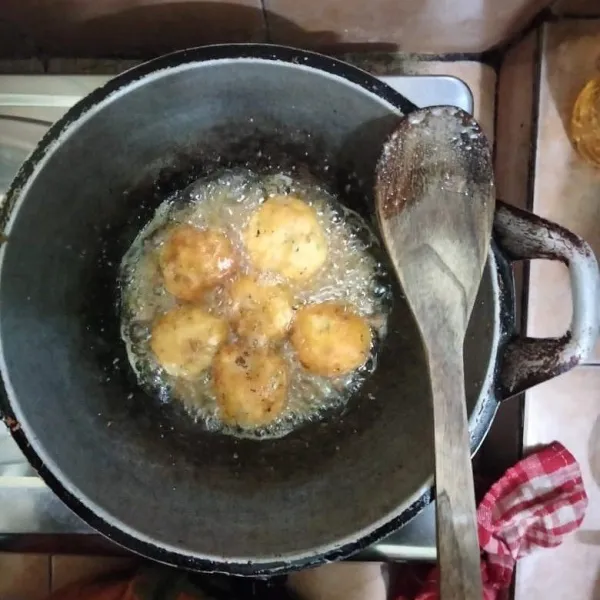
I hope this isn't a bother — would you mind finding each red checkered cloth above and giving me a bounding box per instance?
[395,441,588,600]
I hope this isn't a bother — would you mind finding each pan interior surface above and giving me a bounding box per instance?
[0,53,498,567]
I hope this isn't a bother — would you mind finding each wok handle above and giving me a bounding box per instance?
[494,201,599,399]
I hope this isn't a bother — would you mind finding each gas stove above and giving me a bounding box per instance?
[0,72,477,561]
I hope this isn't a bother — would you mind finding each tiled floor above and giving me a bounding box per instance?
[517,367,600,599]
[0,554,50,600]
[0,555,136,599]
[495,30,537,212]
[263,0,549,53]
[513,18,600,600]
[527,19,600,363]
[50,556,138,593]
[0,556,389,600]
[553,0,600,16]
[288,563,389,600]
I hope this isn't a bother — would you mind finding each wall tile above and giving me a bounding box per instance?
[0,0,266,57]
[46,59,140,74]
[265,0,552,53]
[287,562,389,600]
[553,0,600,16]
[51,556,138,592]
[0,59,45,73]
[0,0,555,56]
[481,33,540,484]
[527,20,600,363]
[494,30,537,339]
[517,367,600,599]
[495,30,538,325]
[0,553,50,600]
[495,31,538,211]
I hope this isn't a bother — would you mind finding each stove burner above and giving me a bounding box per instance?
[0,72,508,561]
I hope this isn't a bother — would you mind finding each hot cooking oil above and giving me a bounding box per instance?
[120,168,392,439]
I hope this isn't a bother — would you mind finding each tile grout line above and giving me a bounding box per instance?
[259,0,272,42]
[554,13,600,20]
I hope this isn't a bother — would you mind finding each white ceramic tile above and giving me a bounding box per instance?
[528,20,600,363]
[518,367,600,599]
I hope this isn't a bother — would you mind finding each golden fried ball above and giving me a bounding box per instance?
[159,225,236,302]
[243,196,327,281]
[150,306,228,378]
[212,343,288,427]
[229,275,294,346]
[291,302,372,377]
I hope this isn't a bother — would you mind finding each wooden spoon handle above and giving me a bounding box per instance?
[429,346,483,600]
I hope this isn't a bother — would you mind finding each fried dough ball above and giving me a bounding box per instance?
[229,275,294,346]
[212,343,288,427]
[159,225,236,301]
[291,302,372,377]
[150,306,228,378]
[243,196,327,281]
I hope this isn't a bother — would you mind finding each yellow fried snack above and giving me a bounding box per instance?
[229,275,294,346]
[243,196,327,281]
[291,302,372,377]
[150,306,228,378]
[159,225,236,301]
[212,343,288,427]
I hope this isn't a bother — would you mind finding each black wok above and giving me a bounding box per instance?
[0,45,597,575]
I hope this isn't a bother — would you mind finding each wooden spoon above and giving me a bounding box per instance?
[375,106,495,599]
